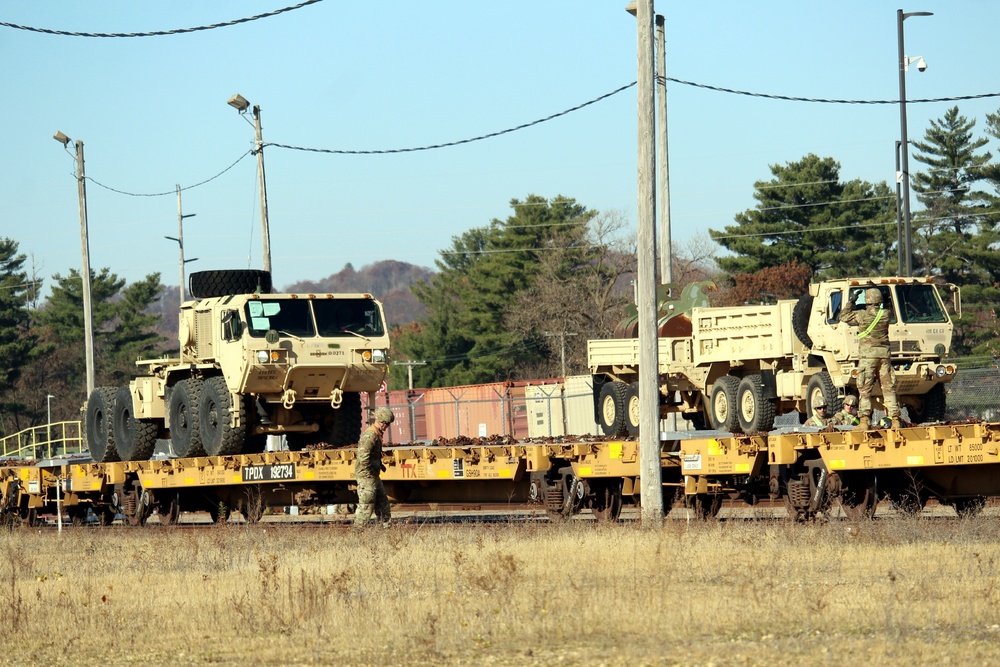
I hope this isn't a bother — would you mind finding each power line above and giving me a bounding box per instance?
[266,83,637,155]
[0,1,324,38]
[84,151,252,197]
[661,75,1000,105]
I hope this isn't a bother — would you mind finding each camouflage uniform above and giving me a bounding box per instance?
[839,289,899,421]
[828,408,860,427]
[354,408,393,529]
[808,409,829,427]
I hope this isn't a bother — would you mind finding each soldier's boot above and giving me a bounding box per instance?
[855,415,871,431]
[890,416,903,430]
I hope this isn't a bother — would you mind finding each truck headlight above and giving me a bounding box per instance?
[372,349,387,363]
[257,350,270,363]
[256,350,281,363]
[935,365,947,377]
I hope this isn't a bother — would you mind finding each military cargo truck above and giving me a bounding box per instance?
[588,276,960,435]
[85,270,391,462]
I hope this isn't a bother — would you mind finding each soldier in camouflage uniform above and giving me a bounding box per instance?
[838,287,900,429]
[808,396,831,427]
[353,407,394,529]
[828,394,860,427]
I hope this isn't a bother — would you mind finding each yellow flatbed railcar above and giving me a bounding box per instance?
[2,421,998,526]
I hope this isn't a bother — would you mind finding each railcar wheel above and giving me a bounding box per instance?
[155,492,180,526]
[686,494,721,520]
[169,379,204,457]
[736,374,776,433]
[199,377,246,456]
[112,386,158,461]
[709,376,741,432]
[598,381,629,437]
[590,479,623,522]
[837,471,878,520]
[86,386,120,463]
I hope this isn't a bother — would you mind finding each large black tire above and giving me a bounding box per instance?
[329,392,363,446]
[86,387,120,463]
[792,295,813,348]
[709,376,741,432]
[168,379,204,458]
[907,383,947,424]
[112,386,159,461]
[806,371,840,416]
[623,383,641,436]
[199,377,247,457]
[188,269,272,299]
[736,374,776,433]
[597,381,629,437]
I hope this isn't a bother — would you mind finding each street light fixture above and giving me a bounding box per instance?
[897,9,933,277]
[226,93,272,277]
[52,131,96,397]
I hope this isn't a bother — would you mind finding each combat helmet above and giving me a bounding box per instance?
[374,407,395,424]
[865,287,883,305]
[843,394,858,408]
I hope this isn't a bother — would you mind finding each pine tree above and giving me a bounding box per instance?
[710,154,895,278]
[910,106,997,281]
[0,238,40,435]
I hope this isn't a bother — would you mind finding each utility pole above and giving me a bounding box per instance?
[227,94,272,276]
[167,185,198,303]
[543,331,577,378]
[392,360,427,390]
[252,104,272,276]
[629,0,664,524]
[655,13,673,289]
[54,132,96,398]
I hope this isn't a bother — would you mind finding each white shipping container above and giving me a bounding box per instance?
[564,375,600,436]
[525,384,565,438]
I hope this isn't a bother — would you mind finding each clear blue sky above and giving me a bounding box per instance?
[2,1,998,293]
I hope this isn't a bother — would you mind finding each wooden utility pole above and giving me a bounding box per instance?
[252,104,272,276]
[73,140,96,397]
[392,360,426,390]
[544,331,578,378]
[655,13,672,288]
[633,0,664,523]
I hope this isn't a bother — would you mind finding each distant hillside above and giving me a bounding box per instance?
[281,260,433,327]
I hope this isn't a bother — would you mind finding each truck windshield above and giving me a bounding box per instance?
[896,284,948,323]
[245,300,315,337]
[313,298,385,337]
[244,298,385,338]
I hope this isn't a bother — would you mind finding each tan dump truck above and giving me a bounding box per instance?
[85,270,391,462]
[588,276,960,435]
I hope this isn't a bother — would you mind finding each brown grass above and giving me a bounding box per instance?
[1,516,999,666]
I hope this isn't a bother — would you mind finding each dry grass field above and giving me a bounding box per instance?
[1,516,999,666]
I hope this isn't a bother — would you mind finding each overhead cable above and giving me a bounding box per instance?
[0,0,324,37]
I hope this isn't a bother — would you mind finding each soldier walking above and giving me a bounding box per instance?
[354,407,394,529]
[839,287,900,429]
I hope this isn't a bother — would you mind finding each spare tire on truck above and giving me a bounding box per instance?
[188,270,272,299]
[792,294,813,348]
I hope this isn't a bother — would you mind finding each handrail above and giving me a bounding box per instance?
[0,421,85,460]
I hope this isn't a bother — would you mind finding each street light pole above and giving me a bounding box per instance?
[53,132,96,397]
[894,141,904,276]
[897,9,933,277]
[167,185,198,303]
[227,94,272,276]
[655,13,673,289]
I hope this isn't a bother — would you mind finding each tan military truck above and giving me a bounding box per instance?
[85,270,391,461]
[588,276,960,435]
